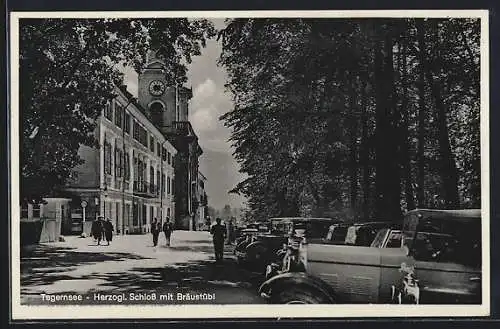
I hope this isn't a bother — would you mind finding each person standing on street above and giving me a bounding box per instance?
[103,218,114,246]
[210,218,226,263]
[92,217,104,245]
[162,217,173,247]
[151,218,160,247]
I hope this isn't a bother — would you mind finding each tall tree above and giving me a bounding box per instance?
[417,19,460,208]
[20,18,215,202]
[373,22,402,221]
[219,18,481,222]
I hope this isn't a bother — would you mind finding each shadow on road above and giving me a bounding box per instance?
[88,257,264,291]
[21,244,152,288]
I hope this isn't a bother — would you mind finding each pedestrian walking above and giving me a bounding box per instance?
[151,218,160,247]
[162,217,173,247]
[103,218,114,246]
[210,218,226,263]
[91,217,104,245]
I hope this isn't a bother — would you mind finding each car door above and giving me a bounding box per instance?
[409,232,481,304]
[307,244,382,303]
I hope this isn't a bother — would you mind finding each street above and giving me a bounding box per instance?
[20,231,266,305]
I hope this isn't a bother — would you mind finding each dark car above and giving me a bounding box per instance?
[234,223,270,258]
[259,209,482,304]
[239,217,340,271]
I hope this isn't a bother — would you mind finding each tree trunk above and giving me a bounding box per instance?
[399,33,416,210]
[374,24,402,222]
[360,81,370,220]
[416,19,427,208]
[417,20,460,208]
[348,76,359,210]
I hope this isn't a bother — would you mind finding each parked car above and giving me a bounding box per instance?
[238,217,340,271]
[234,224,270,258]
[265,221,397,280]
[259,209,481,304]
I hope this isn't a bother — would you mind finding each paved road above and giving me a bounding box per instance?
[20,231,266,305]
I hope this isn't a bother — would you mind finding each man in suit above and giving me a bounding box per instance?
[210,218,226,263]
[162,217,173,247]
[151,218,160,247]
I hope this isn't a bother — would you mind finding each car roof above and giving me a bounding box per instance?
[405,209,481,222]
[350,221,396,227]
[269,217,337,222]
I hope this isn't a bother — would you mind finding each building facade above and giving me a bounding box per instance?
[137,50,203,230]
[65,85,177,234]
[196,172,209,230]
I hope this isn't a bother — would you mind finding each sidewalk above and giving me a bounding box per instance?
[20,231,264,304]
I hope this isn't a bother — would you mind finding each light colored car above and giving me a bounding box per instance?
[259,209,481,304]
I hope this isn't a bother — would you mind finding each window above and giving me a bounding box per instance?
[115,148,123,178]
[386,231,403,248]
[167,152,171,165]
[104,140,112,175]
[32,204,41,218]
[150,136,155,153]
[162,147,167,161]
[156,170,161,193]
[124,152,130,181]
[133,120,140,140]
[133,204,138,226]
[138,159,144,183]
[133,156,138,180]
[133,121,148,147]
[104,102,113,121]
[150,166,155,185]
[156,142,161,157]
[162,174,166,195]
[124,112,131,134]
[167,176,171,194]
[115,104,123,128]
[21,202,28,219]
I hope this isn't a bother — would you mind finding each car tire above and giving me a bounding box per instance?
[275,287,333,304]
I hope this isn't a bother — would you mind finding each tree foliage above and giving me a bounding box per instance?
[20,18,215,202]
[218,18,480,222]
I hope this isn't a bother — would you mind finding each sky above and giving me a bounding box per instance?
[123,19,247,211]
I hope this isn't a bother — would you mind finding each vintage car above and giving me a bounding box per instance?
[264,221,399,280]
[238,217,339,270]
[234,223,270,258]
[259,209,481,304]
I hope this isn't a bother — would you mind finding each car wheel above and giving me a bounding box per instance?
[275,287,332,304]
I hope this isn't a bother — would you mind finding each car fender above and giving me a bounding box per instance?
[245,241,268,257]
[259,272,336,303]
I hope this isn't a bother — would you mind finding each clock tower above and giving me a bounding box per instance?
[137,49,202,231]
[138,50,178,134]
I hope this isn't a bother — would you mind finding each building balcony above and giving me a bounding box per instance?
[165,121,197,141]
[133,181,159,198]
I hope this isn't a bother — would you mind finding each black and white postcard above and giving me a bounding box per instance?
[9,10,490,319]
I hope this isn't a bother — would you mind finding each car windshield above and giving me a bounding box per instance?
[403,213,481,267]
[370,228,389,248]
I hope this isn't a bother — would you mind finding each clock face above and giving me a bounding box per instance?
[149,80,166,96]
